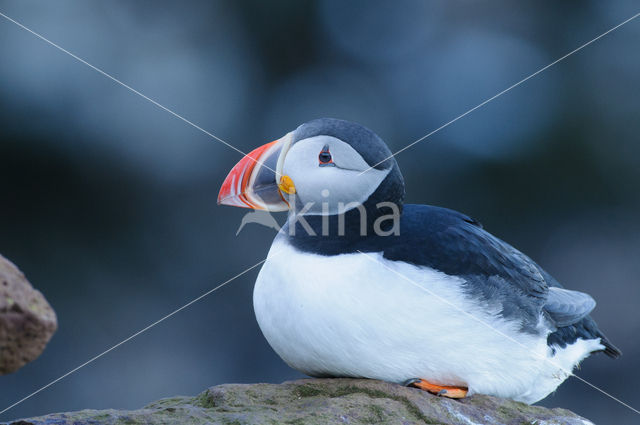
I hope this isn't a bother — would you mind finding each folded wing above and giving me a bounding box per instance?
[544,287,596,327]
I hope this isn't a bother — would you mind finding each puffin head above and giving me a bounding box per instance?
[218,118,404,220]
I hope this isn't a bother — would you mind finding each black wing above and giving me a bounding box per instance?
[382,204,620,357]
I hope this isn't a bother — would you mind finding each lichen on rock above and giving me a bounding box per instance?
[6,378,593,425]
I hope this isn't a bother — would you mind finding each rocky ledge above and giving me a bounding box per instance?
[6,378,592,425]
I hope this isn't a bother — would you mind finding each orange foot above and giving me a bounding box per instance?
[404,378,468,399]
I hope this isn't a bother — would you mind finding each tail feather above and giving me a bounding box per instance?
[600,334,622,359]
[547,315,621,359]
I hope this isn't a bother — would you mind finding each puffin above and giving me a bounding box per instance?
[217,118,620,404]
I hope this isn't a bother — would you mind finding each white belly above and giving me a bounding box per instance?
[253,237,602,404]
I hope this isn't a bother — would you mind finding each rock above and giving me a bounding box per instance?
[0,254,57,375]
[6,378,593,425]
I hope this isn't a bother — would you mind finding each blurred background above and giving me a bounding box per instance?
[0,0,638,423]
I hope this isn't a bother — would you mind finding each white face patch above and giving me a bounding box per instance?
[282,135,389,215]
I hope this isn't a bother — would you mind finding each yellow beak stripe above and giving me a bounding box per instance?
[278,175,296,195]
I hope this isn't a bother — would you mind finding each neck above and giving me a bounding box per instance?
[284,198,403,256]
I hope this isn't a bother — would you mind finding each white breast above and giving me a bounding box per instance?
[253,236,603,404]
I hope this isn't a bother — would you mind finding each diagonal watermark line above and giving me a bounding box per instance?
[0,11,277,174]
[0,256,269,417]
[361,11,640,174]
[356,250,640,415]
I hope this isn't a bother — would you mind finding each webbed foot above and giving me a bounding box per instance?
[404,378,468,399]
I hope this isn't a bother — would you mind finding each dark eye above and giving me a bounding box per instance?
[319,151,332,163]
[319,145,335,167]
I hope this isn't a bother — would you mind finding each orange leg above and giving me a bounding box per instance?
[405,378,468,399]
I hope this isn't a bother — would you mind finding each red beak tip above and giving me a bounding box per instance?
[218,138,289,211]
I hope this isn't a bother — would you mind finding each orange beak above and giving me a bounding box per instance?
[217,135,293,211]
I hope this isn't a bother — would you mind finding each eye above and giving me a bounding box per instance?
[318,145,335,167]
[319,151,332,163]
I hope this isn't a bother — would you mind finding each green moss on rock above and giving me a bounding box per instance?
[4,378,593,425]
